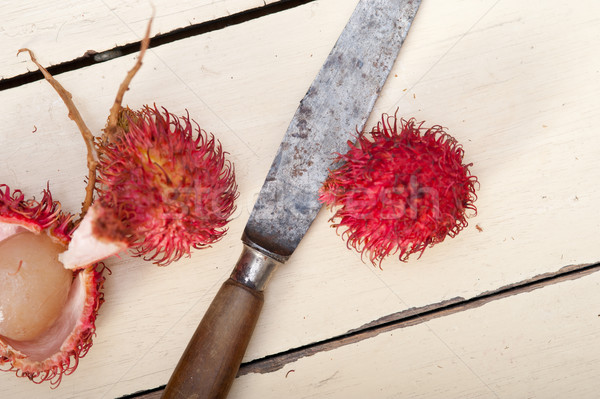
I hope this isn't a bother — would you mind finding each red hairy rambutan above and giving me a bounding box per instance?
[320,113,478,266]
[34,18,239,269]
[60,105,238,268]
[0,185,106,387]
[91,105,238,266]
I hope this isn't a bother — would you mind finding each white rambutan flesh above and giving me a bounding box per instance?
[0,231,72,341]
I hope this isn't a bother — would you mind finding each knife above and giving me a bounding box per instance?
[162,0,421,397]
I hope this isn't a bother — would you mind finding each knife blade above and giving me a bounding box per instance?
[162,1,421,397]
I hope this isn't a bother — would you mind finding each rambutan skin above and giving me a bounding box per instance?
[320,113,478,266]
[1,264,106,388]
[0,184,71,241]
[0,185,106,387]
[95,105,238,266]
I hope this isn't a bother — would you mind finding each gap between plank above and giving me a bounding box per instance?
[120,261,600,399]
[0,0,316,92]
[239,261,600,375]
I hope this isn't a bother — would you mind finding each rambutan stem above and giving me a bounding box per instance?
[17,49,98,221]
[104,16,153,141]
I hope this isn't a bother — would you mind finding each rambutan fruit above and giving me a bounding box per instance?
[18,20,237,269]
[62,105,238,267]
[320,113,478,266]
[0,185,106,387]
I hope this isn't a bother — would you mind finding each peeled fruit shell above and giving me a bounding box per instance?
[59,204,128,270]
[0,185,106,386]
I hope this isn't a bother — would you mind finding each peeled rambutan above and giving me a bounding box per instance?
[0,185,106,387]
[320,113,478,266]
[3,16,235,388]
[60,105,238,268]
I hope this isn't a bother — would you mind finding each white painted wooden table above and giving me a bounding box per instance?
[1,1,600,398]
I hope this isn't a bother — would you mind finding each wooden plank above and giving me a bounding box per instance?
[134,264,600,398]
[0,0,599,397]
[236,263,600,377]
[225,269,600,398]
[134,266,600,398]
[0,0,285,80]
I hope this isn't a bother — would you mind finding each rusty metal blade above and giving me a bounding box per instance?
[244,0,421,261]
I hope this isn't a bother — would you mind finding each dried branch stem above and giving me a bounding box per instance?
[17,48,97,221]
[17,15,153,222]
[104,17,153,141]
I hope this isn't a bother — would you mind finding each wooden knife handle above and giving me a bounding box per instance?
[162,278,264,399]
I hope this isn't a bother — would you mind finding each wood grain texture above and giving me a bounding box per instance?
[0,0,285,80]
[0,0,599,398]
[133,265,600,398]
[226,269,600,399]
